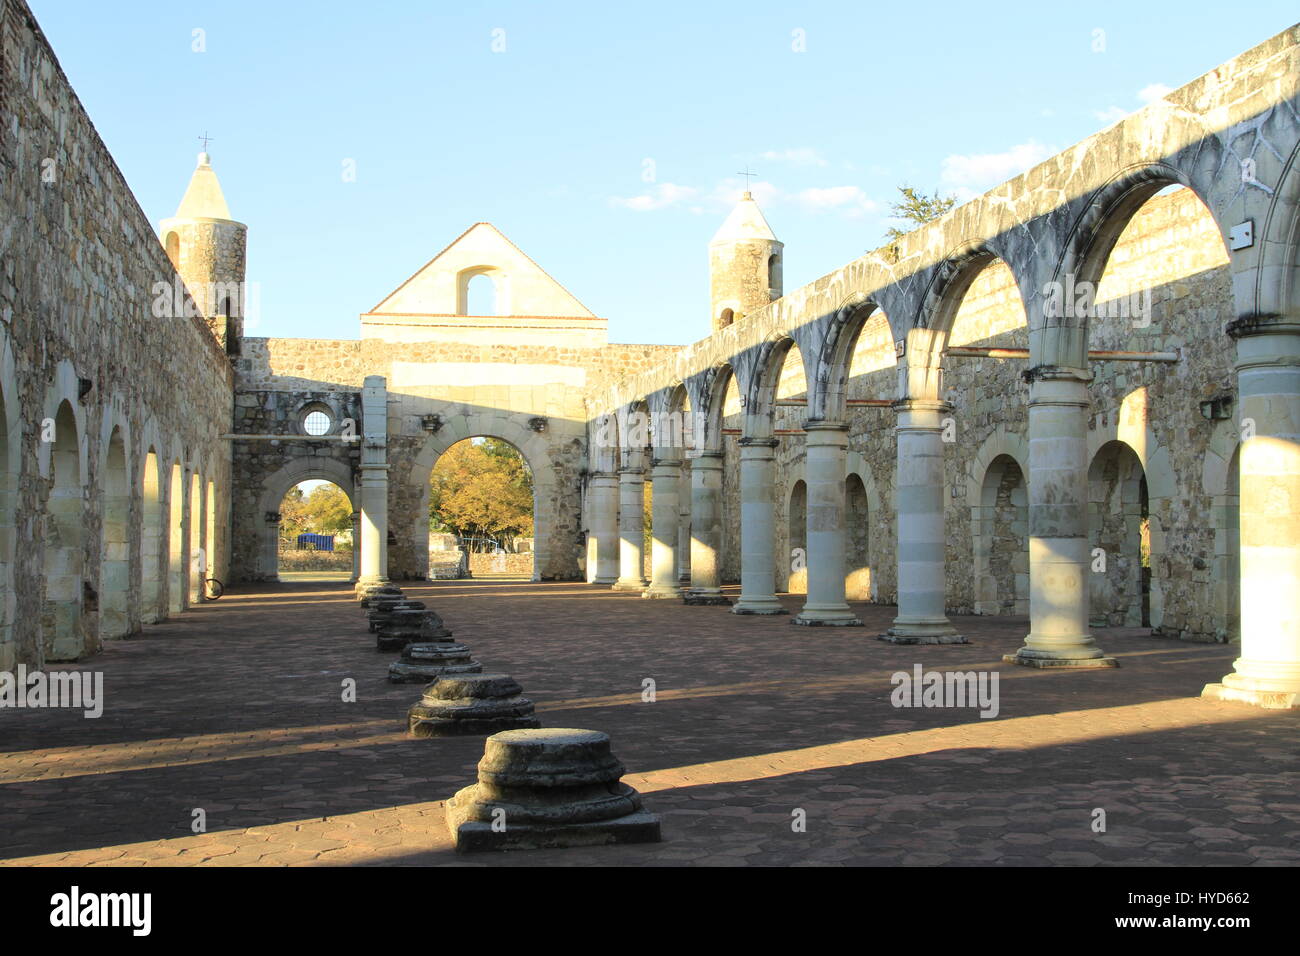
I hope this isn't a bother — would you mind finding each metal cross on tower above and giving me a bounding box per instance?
[198,132,214,152]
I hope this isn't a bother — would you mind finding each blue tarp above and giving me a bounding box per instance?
[297,533,335,552]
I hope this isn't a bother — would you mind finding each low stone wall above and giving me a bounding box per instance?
[279,549,352,571]
[469,553,534,576]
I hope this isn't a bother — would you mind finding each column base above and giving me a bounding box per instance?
[683,589,732,607]
[590,575,618,586]
[1005,634,1114,667]
[1003,649,1117,668]
[878,620,967,644]
[732,597,788,615]
[611,579,649,592]
[642,586,683,599]
[792,605,863,627]
[1202,666,1300,709]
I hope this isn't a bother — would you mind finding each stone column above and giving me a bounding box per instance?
[677,486,692,587]
[350,511,361,583]
[686,451,730,604]
[587,472,620,585]
[881,400,965,643]
[612,467,648,590]
[262,512,281,582]
[732,437,786,614]
[794,422,861,626]
[358,375,390,587]
[1008,369,1112,666]
[644,458,682,598]
[1204,317,1300,707]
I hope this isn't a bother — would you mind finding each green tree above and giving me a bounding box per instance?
[884,185,957,242]
[429,439,534,549]
[302,483,353,536]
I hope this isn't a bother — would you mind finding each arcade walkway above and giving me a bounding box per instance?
[1,580,1296,867]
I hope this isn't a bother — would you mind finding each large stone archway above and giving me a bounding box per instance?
[254,457,358,581]
[407,416,561,583]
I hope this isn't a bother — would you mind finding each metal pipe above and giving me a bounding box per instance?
[944,346,1180,363]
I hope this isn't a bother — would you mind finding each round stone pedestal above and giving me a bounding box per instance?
[388,642,482,683]
[358,584,403,607]
[407,674,540,737]
[367,600,427,632]
[376,609,453,651]
[445,728,662,852]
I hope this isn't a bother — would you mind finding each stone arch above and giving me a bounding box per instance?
[99,424,131,639]
[845,451,883,603]
[410,415,554,582]
[817,294,892,421]
[974,454,1030,617]
[165,440,187,616]
[255,456,358,581]
[745,333,807,440]
[43,398,86,660]
[140,443,164,623]
[1087,439,1150,629]
[1042,163,1227,367]
[1252,139,1300,320]
[457,265,508,316]
[786,477,807,595]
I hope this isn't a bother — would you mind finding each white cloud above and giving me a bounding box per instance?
[608,182,698,211]
[1138,82,1173,104]
[793,185,878,217]
[1093,81,1174,125]
[759,148,828,167]
[1092,105,1130,124]
[940,140,1054,192]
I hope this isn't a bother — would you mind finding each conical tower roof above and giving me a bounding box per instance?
[710,191,778,244]
[174,152,233,220]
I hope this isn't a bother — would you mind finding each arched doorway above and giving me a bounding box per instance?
[275,479,356,582]
[141,449,163,622]
[786,479,807,594]
[428,437,535,580]
[973,454,1029,615]
[44,401,84,659]
[100,427,130,638]
[254,458,358,582]
[845,472,871,601]
[1089,440,1150,628]
[168,461,184,614]
[188,472,203,603]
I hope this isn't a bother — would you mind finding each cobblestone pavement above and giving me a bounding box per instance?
[1,580,1297,867]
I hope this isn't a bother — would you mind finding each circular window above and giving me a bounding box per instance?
[302,410,332,436]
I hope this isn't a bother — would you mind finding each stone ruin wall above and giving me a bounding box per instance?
[234,336,683,582]
[227,388,362,582]
[709,187,1236,641]
[1,0,236,666]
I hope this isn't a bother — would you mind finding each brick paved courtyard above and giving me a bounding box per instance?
[1,580,1297,867]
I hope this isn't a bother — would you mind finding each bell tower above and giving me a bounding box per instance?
[709,191,782,332]
[159,150,247,357]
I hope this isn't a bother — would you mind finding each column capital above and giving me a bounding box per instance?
[737,436,779,448]
[891,399,953,414]
[650,458,684,471]
[1226,312,1300,339]
[618,466,645,478]
[800,420,850,433]
[587,471,619,480]
[1026,366,1092,407]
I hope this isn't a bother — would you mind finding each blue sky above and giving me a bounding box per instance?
[30,0,1298,346]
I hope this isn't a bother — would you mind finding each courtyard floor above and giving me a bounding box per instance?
[0,579,1297,867]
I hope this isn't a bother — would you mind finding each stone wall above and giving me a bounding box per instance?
[1,0,235,666]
